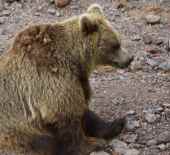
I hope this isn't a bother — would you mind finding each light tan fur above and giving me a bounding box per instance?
[0,4,133,155]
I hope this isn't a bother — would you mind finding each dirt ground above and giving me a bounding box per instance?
[0,0,170,155]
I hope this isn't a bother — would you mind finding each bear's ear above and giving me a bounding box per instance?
[87,4,103,16]
[80,15,98,35]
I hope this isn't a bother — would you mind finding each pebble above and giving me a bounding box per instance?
[147,139,157,146]
[143,35,152,44]
[131,35,141,41]
[0,10,11,16]
[143,104,163,114]
[54,0,71,8]
[166,39,170,51]
[158,144,166,150]
[126,110,136,115]
[110,140,140,155]
[0,0,4,11]
[126,119,140,131]
[158,61,170,71]
[0,48,3,53]
[50,0,54,3]
[145,46,163,54]
[143,34,164,45]
[145,14,161,24]
[144,113,157,123]
[34,12,41,16]
[113,0,127,9]
[56,11,61,17]
[145,58,159,67]
[5,0,15,3]
[90,151,110,155]
[71,5,79,10]
[47,8,56,15]
[110,139,128,153]
[125,149,140,155]
[0,17,5,24]
[153,37,164,45]
[123,134,138,143]
[157,131,170,144]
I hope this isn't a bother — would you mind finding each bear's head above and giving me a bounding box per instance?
[79,4,133,69]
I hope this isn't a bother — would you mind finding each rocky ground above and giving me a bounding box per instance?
[0,0,170,155]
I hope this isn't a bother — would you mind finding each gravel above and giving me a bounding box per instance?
[0,0,170,155]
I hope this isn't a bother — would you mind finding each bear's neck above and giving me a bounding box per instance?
[80,34,99,77]
[61,17,100,77]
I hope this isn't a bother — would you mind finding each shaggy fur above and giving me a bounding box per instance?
[0,4,133,155]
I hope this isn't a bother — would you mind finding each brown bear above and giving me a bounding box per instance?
[0,4,133,155]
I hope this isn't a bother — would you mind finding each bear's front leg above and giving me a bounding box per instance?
[82,110,126,140]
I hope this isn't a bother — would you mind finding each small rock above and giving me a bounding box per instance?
[144,113,157,123]
[55,0,71,8]
[123,134,138,143]
[145,14,161,24]
[143,35,152,44]
[71,5,79,10]
[56,11,61,17]
[0,10,11,16]
[110,140,140,155]
[113,0,127,9]
[125,149,140,155]
[0,48,3,53]
[0,17,5,24]
[130,56,145,71]
[153,37,164,45]
[0,0,4,11]
[159,61,170,71]
[5,0,18,3]
[145,46,163,54]
[157,131,170,144]
[90,151,110,155]
[158,144,166,150]
[131,35,141,41]
[143,104,164,114]
[34,12,41,16]
[126,118,140,131]
[126,110,136,115]
[163,103,170,108]
[110,139,128,154]
[166,143,170,149]
[50,0,54,3]
[145,58,159,67]
[166,39,170,51]
[48,8,56,15]
[147,139,157,146]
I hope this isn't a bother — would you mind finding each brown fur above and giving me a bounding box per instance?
[0,4,133,155]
